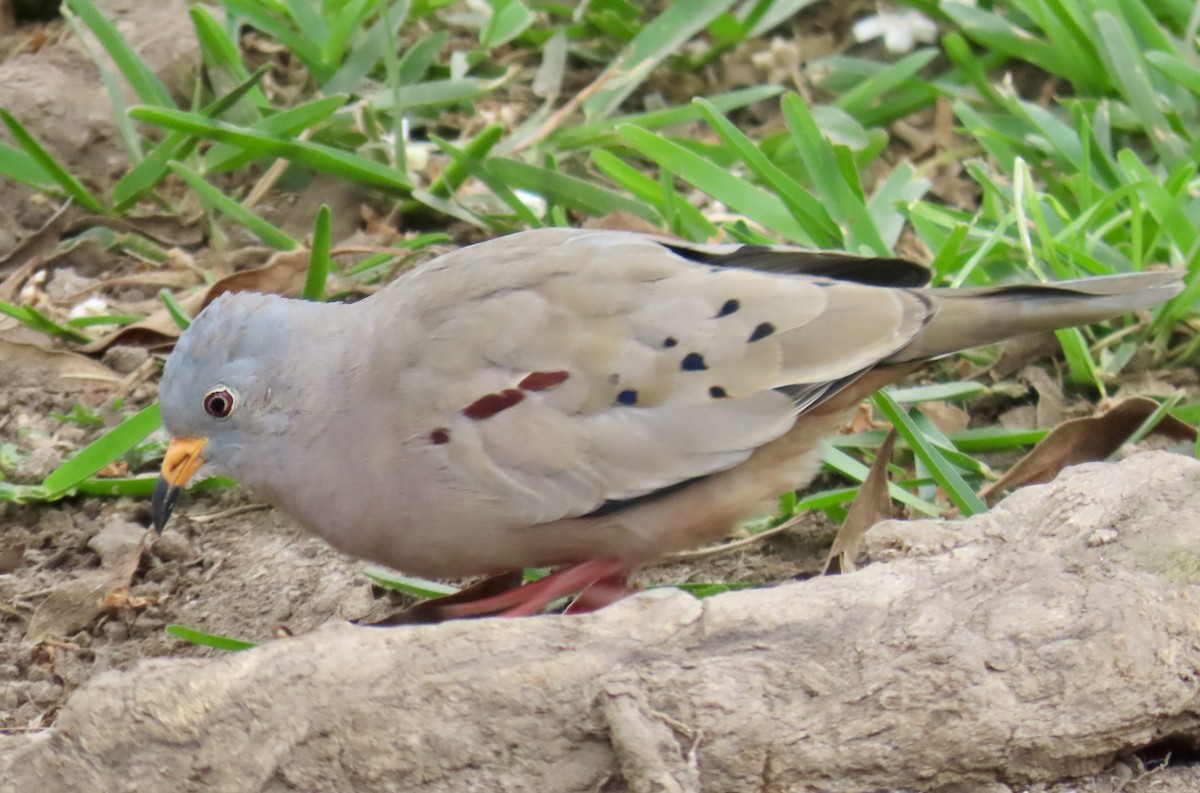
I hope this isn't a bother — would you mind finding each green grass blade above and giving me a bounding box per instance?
[482,0,535,49]
[582,0,738,119]
[324,0,409,95]
[131,106,412,194]
[780,93,888,253]
[202,93,348,173]
[65,0,174,107]
[112,65,274,210]
[365,78,493,112]
[485,158,659,223]
[0,301,92,343]
[873,390,987,516]
[190,5,269,118]
[168,162,299,250]
[1093,11,1186,166]
[820,443,942,517]
[362,565,458,598]
[834,48,938,120]
[430,135,543,227]
[553,85,783,149]
[159,288,193,330]
[617,124,811,242]
[0,141,54,189]
[694,97,840,247]
[889,382,986,403]
[166,624,258,651]
[0,109,107,213]
[427,124,504,199]
[304,205,333,301]
[222,0,330,82]
[949,426,1049,453]
[590,149,714,240]
[42,402,162,499]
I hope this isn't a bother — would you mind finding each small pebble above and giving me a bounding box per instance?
[149,530,191,562]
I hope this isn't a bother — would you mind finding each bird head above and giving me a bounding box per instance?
[153,291,321,532]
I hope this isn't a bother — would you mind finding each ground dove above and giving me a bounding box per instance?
[153,228,1182,618]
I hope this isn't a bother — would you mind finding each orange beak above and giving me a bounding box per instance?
[152,436,207,533]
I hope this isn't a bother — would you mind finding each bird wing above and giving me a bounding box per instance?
[371,229,932,526]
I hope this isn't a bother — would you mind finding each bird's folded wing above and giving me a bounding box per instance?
[376,230,932,525]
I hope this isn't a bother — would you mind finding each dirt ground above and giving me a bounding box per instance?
[2,2,1199,791]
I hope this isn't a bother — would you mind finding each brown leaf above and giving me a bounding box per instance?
[78,289,207,353]
[198,248,314,309]
[917,401,970,435]
[0,334,122,388]
[1020,365,1068,428]
[845,402,877,434]
[25,521,148,643]
[824,429,898,575]
[990,334,1062,379]
[979,396,1197,504]
[582,211,670,236]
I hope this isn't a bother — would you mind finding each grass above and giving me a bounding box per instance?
[0,0,1197,607]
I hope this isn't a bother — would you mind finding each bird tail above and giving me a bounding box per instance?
[889,271,1184,363]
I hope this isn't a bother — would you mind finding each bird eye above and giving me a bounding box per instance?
[203,387,235,419]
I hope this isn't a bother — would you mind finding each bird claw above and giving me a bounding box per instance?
[366,559,631,624]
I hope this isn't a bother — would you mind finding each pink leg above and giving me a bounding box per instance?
[438,558,629,619]
[563,571,630,614]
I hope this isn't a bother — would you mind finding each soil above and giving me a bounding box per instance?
[1,2,1197,791]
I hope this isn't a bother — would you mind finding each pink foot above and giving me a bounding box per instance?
[438,558,630,619]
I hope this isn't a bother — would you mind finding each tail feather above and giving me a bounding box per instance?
[890,271,1184,363]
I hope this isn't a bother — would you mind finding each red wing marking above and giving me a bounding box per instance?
[462,388,525,420]
[518,370,570,391]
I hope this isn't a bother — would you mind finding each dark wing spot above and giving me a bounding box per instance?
[748,322,776,342]
[663,336,678,348]
[716,298,740,317]
[518,370,569,391]
[429,428,451,445]
[681,352,708,371]
[617,389,638,406]
[463,389,525,420]
[709,385,728,399]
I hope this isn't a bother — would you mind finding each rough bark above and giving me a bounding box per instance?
[3,451,1199,792]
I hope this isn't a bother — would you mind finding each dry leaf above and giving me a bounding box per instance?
[78,289,207,353]
[0,334,122,387]
[979,396,1197,504]
[846,402,877,434]
[25,521,148,643]
[917,400,970,435]
[1020,365,1068,428]
[824,429,898,575]
[990,334,1062,379]
[582,210,670,236]
[198,248,314,308]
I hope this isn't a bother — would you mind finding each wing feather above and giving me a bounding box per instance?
[369,229,932,525]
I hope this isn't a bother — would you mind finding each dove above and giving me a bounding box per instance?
[152,227,1183,619]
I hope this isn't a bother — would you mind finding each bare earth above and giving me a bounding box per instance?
[2,2,1199,791]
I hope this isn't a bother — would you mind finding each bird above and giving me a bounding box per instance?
[152,227,1183,619]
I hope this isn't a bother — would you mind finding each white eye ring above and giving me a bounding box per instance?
[203,386,236,419]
